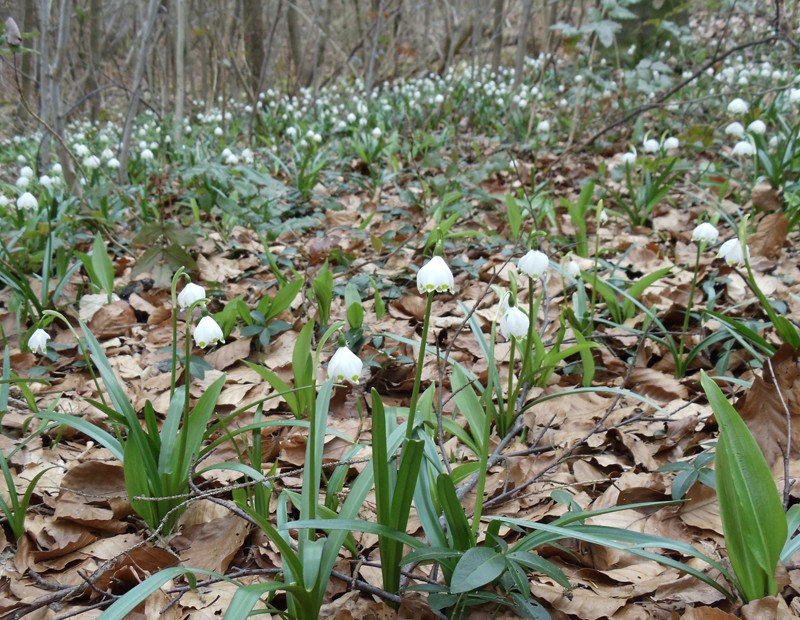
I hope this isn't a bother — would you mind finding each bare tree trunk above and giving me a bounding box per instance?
[287,0,306,86]
[85,0,100,122]
[491,0,503,72]
[365,0,385,98]
[243,0,265,97]
[173,0,186,146]
[514,0,534,90]
[16,0,36,128]
[309,0,329,97]
[117,0,162,184]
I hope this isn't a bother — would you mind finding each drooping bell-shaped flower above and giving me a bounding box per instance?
[178,282,206,311]
[727,98,749,114]
[417,256,455,294]
[327,346,363,384]
[717,238,749,267]
[692,222,719,244]
[193,316,224,348]
[518,250,549,280]
[500,306,529,342]
[16,192,38,210]
[28,328,50,355]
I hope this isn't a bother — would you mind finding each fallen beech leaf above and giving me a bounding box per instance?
[205,337,252,370]
[88,300,136,338]
[735,344,800,473]
[750,181,783,212]
[750,211,788,259]
[170,514,249,573]
[680,606,738,619]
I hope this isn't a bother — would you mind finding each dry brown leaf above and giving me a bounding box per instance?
[88,300,137,339]
[170,514,249,573]
[735,344,800,473]
[680,607,738,619]
[750,181,784,212]
[740,595,795,620]
[205,336,252,370]
[750,211,788,259]
[54,461,130,531]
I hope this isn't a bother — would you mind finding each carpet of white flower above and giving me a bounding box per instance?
[3,14,800,619]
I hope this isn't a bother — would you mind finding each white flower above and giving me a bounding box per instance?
[537,120,550,133]
[621,151,637,165]
[727,98,749,114]
[74,144,90,157]
[0,195,8,207]
[285,126,297,139]
[598,209,609,225]
[663,137,679,151]
[417,255,455,294]
[327,346,363,384]
[193,316,224,348]
[747,120,766,135]
[565,259,581,277]
[28,328,50,355]
[500,306,529,342]
[242,148,254,163]
[101,148,115,160]
[643,138,660,153]
[140,148,154,160]
[83,155,101,169]
[51,163,62,175]
[16,192,38,210]
[692,222,719,244]
[724,121,745,138]
[732,140,755,157]
[38,175,53,188]
[790,89,800,104]
[16,154,26,164]
[15,176,29,189]
[225,153,239,165]
[178,282,206,310]
[371,127,382,139]
[518,250,549,280]
[717,238,749,267]
[19,166,33,178]
[107,158,120,169]
[214,127,223,136]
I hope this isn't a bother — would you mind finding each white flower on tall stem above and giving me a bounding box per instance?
[178,282,206,311]
[727,98,749,114]
[717,238,749,267]
[417,256,454,294]
[19,166,33,178]
[746,120,766,135]
[17,192,38,210]
[564,258,581,278]
[663,136,679,151]
[725,122,745,138]
[517,250,549,280]
[692,222,719,244]
[643,138,660,153]
[193,316,224,348]
[621,151,637,165]
[141,148,154,161]
[28,328,50,355]
[327,346,363,384]
[500,306,529,342]
[731,140,755,157]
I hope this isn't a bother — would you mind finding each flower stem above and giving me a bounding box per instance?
[677,244,703,377]
[504,338,517,437]
[472,320,498,534]
[406,292,434,439]
[169,268,185,400]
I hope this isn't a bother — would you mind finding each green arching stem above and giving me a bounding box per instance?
[406,292,434,439]
[43,310,107,409]
[505,338,517,437]
[472,319,497,535]
[677,242,703,377]
[169,268,186,399]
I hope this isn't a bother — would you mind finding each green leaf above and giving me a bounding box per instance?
[702,372,787,601]
[91,233,115,302]
[451,365,486,453]
[436,473,475,551]
[450,547,506,593]
[506,194,521,241]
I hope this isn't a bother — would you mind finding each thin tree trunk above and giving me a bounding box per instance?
[365,0,385,99]
[117,0,162,184]
[287,0,306,86]
[491,0,503,72]
[174,0,186,146]
[514,0,534,90]
[243,0,265,97]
